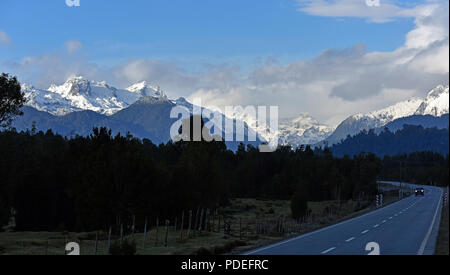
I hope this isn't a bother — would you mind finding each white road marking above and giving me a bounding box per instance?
[418,189,443,255]
[243,185,430,255]
[389,217,393,219]
[242,193,407,255]
[373,224,379,228]
[321,247,336,254]
[345,237,355,242]
[382,220,387,223]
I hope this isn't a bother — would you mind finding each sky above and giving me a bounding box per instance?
[0,0,448,126]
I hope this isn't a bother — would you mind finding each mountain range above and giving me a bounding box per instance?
[16,77,263,150]
[14,77,450,150]
[323,85,449,146]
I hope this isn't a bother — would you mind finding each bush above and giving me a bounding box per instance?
[0,203,10,230]
[291,190,308,219]
[109,239,137,255]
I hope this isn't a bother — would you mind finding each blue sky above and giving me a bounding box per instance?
[1,0,414,64]
[0,0,448,125]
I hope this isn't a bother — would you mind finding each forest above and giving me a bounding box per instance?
[0,73,448,234]
[0,127,384,232]
[330,125,449,157]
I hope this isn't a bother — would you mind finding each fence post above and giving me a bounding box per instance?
[155,218,159,246]
[94,232,98,255]
[218,215,221,233]
[108,226,112,251]
[143,217,148,249]
[212,210,216,232]
[198,209,205,232]
[206,209,210,231]
[180,211,185,241]
[120,224,124,247]
[187,210,192,238]
[132,215,136,237]
[194,208,200,235]
[164,220,170,247]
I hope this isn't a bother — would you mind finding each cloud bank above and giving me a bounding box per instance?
[1,0,448,126]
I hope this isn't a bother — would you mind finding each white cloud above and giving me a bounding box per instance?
[184,0,449,125]
[1,1,448,127]
[65,40,83,54]
[4,53,99,89]
[0,30,12,46]
[297,0,416,23]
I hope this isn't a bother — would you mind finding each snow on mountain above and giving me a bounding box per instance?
[126,81,168,100]
[278,114,334,147]
[23,76,169,116]
[324,85,449,145]
[223,110,333,147]
[23,84,83,116]
[414,85,449,116]
[22,77,448,149]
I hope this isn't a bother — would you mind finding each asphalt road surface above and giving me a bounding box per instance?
[243,183,443,255]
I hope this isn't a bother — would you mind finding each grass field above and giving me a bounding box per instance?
[0,196,393,255]
[435,200,449,255]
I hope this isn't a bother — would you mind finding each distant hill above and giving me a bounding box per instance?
[378,114,449,133]
[329,125,449,157]
[324,85,449,145]
[12,98,263,150]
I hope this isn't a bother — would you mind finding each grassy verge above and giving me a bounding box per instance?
[0,195,402,255]
[435,201,449,255]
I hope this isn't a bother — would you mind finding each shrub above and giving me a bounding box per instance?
[291,190,308,219]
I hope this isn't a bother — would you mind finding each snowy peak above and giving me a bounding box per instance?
[126,81,167,100]
[360,97,424,127]
[48,76,93,97]
[278,114,334,146]
[23,77,170,116]
[324,84,449,145]
[415,85,449,116]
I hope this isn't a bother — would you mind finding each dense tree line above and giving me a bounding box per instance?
[379,152,449,187]
[330,125,449,157]
[0,74,447,233]
[0,127,383,232]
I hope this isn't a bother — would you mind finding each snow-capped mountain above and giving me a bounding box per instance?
[278,114,334,147]
[414,85,449,116]
[324,85,449,145]
[23,76,168,116]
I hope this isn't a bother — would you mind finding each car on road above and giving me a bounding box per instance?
[415,187,425,196]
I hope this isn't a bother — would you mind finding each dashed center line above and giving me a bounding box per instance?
[321,247,336,254]
[345,237,355,242]
[362,230,369,234]
[389,217,393,219]
[382,220,387,223]
[373,224,379,228]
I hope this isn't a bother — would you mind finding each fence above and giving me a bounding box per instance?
[7,207,324,255]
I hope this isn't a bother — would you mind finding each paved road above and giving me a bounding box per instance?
[243,184,444,255]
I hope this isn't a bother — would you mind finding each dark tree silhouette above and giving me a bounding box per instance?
[0,73,26,128]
